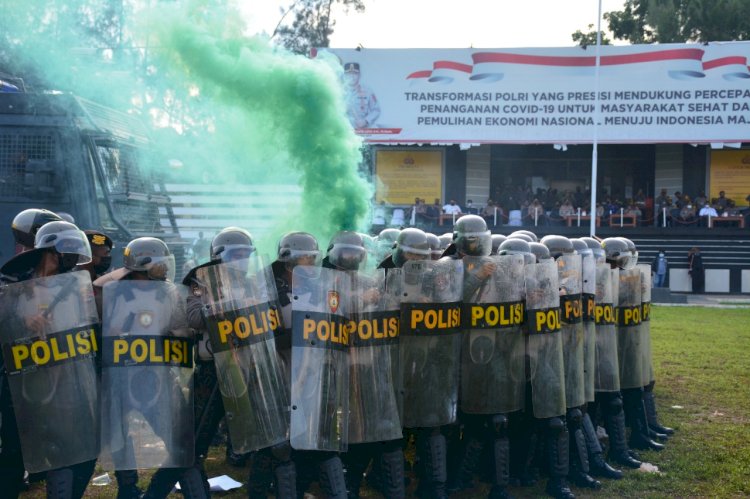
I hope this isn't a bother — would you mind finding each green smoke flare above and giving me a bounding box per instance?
[1,0,374,254]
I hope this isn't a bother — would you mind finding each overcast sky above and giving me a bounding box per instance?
[242,0,628,49]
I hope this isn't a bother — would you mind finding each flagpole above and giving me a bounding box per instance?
[590,0,603,237]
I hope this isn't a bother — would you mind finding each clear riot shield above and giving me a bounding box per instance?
[400,258,463,428]
[348,269,402,444]
[290,266,350,451]
[594,264,619,392]
[196,256,289,453]
[0,271,99,473]
[100,280,194,470]
[581,255,597,403]
[461,254,525,415]
[524,259,566,419]
[558,254,585,409]
[638,264,654,384]
[616,267,644,390]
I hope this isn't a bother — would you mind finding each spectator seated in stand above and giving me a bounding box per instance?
[481,200,503,226]
[558,198,575,218]
[678,203,697,225]
[464,199,479,215]
[424,198,441,224]
[698,203,718,226]
[442,199,462,216]
[625,202,642,225]
[714,191,732,214]
[526,198,546,226]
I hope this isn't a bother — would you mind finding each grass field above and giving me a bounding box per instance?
[21,305,750,498]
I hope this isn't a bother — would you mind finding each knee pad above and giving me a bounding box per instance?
[566,408,583,425]
[491,414,508,438]
[547,417,565,434]
[607,394,623,412]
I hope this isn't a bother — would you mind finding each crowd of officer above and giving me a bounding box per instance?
[0,208,674,499]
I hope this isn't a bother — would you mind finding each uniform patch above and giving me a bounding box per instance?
[138,311,153,327]
[327,291,340,314]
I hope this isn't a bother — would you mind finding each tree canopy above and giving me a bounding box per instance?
[272,0,365,54]
[603,0,750,43]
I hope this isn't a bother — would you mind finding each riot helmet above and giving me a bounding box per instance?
[572,239,593,259]
[211,227,255,262]
[437,233,453,252]
[601,237,633,270]
[123,237,174,281]
[377,228,400,248]
[12,208,63,249]
[620,237,639,266]
[509,229,539,242]
[425,233,442,260]
[34,221,92,273]
[528,242,552,262]
[277,231,321,268]
[498,238,535,265]
[507,232,533,243]
[327,231,367,271]
[490,234,507,255]
[580,236,605,262]
[453,215,491,257]
[393,228,431,267]
[540,235,575,259]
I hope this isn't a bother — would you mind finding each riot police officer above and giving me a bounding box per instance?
[289,231,364,499]
[329,231,408,499]
[597,238,645,470]
[1,220,98,499]
[516,235,572,499]
[541,236,601,492]
[96,237,207,499]
[10,208,63,254]
[79,230,114,281]
[616,238,666,452]
[454,216,523,499]
[0,210,64,497]
[576,236,623,480]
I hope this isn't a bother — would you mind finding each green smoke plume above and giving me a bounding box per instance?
[0,0,374,254]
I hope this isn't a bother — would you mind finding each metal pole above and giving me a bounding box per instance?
[590,0,603,238]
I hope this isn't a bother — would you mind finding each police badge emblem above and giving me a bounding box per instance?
[327,290,339,313]
[138,311,154,327]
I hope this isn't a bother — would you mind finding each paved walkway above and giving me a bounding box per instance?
[665,293,750,308]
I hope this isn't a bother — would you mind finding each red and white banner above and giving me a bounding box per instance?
[320,43,750,145]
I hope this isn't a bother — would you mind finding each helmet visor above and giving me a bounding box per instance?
[142,255,176,282]
[279,248,322,267]
[52,229,92,265]
[329,243,366,271]
[219,243,255,262]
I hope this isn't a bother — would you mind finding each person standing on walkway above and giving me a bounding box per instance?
[688,247,704,294]
[650,250,668,288]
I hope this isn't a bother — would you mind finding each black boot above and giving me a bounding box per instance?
[177,467,209,499]
[488,414,513,499]
[247,450,273,499]
[319,455,348,499]
[115,470,142,499]
[142,468,184,499]
[274,462,297,499]
[603,395,641,469]
[270,443,297,499]
[544,417,575,499]
[567,409,601,490]
[623,389,664,452]
[417,431,448,499]
[379,447,406,499]
[643,386,675,436]
[447,435,483,492]
[582,411,622,480]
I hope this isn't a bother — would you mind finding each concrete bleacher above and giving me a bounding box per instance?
[159,183,302,243]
